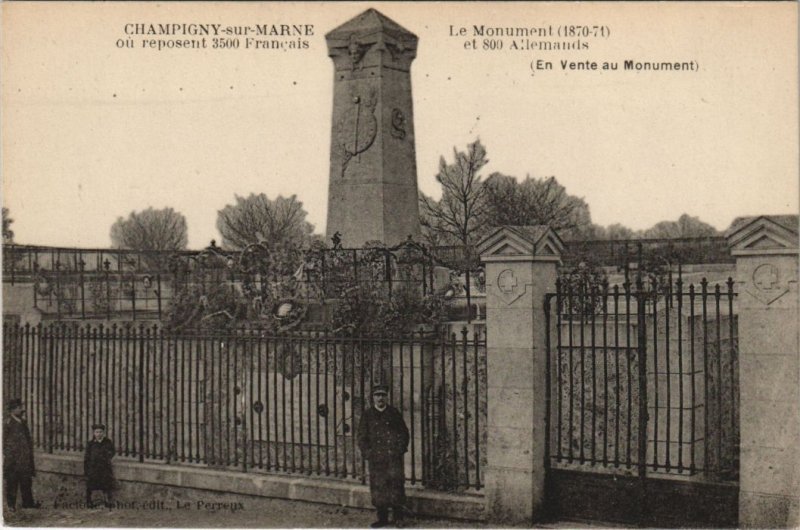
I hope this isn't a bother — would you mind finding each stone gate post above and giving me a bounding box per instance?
[477,226,563,525]
[726,215,799,527]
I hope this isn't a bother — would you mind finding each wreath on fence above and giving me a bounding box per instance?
[33,272,53,297]
[559,260,609,317]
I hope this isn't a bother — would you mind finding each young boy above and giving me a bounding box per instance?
[84,424,115,508]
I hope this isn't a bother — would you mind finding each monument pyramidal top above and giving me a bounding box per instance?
[325,8,417,41]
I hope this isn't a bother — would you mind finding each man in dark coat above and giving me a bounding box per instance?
[3,398,39,511]
[85,424,115,507]
[357,384,410,528]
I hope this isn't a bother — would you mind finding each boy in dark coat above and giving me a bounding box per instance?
[357,384,410,528]
[3,398,39,511]
[84,424,115,507]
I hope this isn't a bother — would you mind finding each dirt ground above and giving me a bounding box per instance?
[3,472,606,528]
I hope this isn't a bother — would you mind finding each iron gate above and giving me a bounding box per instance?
[543,272,739,526]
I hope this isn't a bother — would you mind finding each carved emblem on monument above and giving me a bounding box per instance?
[747,262,791,305]
[347,34,372,70]
[390,109,406,139]
[338,87,377,177]
[384,38,415,68]
[497,268,526,305]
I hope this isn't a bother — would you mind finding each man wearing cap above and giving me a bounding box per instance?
[357,383,410,528]
[3,399,39,511]
[85,424,115,507]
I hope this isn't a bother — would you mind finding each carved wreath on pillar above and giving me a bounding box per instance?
[338,87,377,177]
[748,262,790,305]
[497,269,525,305]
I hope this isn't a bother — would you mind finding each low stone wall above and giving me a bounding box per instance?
[33,451,486,522]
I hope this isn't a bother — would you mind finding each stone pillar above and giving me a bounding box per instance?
[726,215,799,527]
[477,226,563,525]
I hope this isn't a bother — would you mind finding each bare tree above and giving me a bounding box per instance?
[216,193,315,250]
[110,207,188,251]
[419,140,491,246]
[418,193,450,247]
[484,173,592,239]
[2,207,14,244]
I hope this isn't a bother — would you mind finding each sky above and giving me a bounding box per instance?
[2,2,798,249]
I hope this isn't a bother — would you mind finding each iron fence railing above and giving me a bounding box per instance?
[4,238,734,323]
[2,242,484,283]
[562,237,734,269]
[2,324,487,490]
[3,242,487,323]
[2,244,195,280]
[544,275,739,482]
[3,237,732,286]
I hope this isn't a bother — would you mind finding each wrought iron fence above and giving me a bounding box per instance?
[3,241,486,323]
[544,274,739,482]
[6,238,734,324]
[562,237,734,270]
[2,244,191,281]
[2,323,487,490]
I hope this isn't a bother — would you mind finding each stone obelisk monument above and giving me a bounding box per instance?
[325,9,421,247]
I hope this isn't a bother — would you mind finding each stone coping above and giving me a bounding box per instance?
[35,451,486,522]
